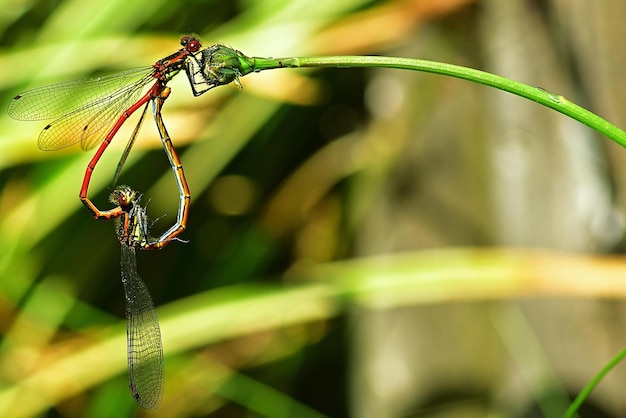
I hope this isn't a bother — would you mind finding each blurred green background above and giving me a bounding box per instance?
[3,0,626,417]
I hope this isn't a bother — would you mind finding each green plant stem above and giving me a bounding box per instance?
[232,53,626,148]
[563,346,626,418]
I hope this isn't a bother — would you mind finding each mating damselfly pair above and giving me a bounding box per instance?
[8,35,255,409]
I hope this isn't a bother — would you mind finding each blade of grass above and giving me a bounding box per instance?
[3,248,626,416]
[563,347,626,418]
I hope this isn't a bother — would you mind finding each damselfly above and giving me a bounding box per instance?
[7,35,243,220]
[110,183,184,409]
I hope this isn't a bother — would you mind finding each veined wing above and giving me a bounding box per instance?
[121,243,164,410]
[8,67,152,120]
[39,80,149,151]
[9,68,154,151]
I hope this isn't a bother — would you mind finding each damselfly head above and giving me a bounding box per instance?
[180,34,202,53]
[109,185,138,209]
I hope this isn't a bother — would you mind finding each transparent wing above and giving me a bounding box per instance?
[121,244,164,410]
[8,68,154,150]
[8,67,152,120]
[39,83,148,151]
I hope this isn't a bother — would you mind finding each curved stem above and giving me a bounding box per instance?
[232,54,626,148]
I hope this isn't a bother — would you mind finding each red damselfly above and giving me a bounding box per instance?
[7,35,242,221]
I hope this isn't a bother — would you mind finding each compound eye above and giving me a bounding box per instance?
[187,38,201,52]
[118,193,128,207]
